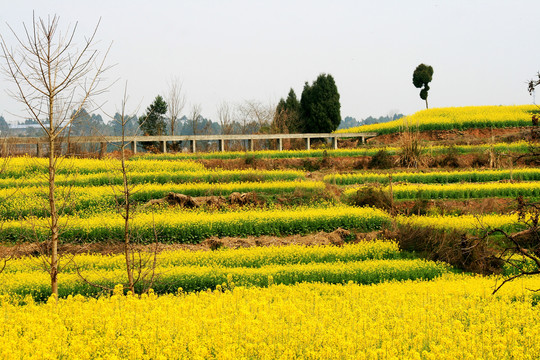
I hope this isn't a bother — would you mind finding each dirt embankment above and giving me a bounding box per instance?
[368,127,532,146]
[0,228,372,258]
[395,198,516,216]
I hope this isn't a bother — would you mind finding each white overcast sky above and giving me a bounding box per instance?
[1,0,539,124]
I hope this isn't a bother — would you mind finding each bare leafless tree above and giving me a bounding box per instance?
[237,100,275,134]
[217,101,234,135]
[189,104,202,136]
[0,14,111,297]
[0,144,15,275]
[69,85,159,295]
[116,86,139,293]
[109,85,158,294]
[484,197,540,294]
[166,77,186,136]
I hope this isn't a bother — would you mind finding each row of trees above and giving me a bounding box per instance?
[272,74,342,134]
[132,73,342,141]
[136,75,343,147]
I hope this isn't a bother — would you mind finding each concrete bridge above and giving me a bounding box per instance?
[2,132,378,156]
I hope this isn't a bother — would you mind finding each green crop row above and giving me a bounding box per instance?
[0,168,306,189]
[327,168,540,185]
[0,181,325,220]
[0,206,391,244]
[0,258,449,300]
[3,241,401,274]
[0,157,206,178]
[395,213,526,234]
[391,182,540,200]
[133,141,533,161]
[344,181,540,201]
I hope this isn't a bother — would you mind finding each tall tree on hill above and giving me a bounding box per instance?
[300,74,341,133]
[139,95,168,150]
[527,72,540,142]
[413,63,434,109]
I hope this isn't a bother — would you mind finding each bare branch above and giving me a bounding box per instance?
[166,77,186,137]
[0,13,111,298]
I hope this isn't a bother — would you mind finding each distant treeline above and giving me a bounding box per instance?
[0,111,404,137]
[337,114,405,130]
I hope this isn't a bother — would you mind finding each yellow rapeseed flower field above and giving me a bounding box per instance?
[0,275,539,359]
[343,181,540,200]
[330,167,540,185]
[396,213,523,232]
[1,156,205,178]
[0,205,392,243]
[137,141,533,160]
[337,105,537,134]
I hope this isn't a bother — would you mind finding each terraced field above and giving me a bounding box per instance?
[337,105,538,134]
[136,140,533,160]
[1,104,540,359]
[0,241,450,300]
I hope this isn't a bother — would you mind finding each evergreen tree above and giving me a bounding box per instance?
[0,116,9,134]
[70,109,107,136]
[299,74,341,133]
[413,64,434,109]
[284,89,301,132]
[272,88,301,133]
[139,95,168,150]
[112,113,138,136]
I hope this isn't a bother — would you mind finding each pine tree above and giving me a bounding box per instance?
[272,88,301,133]
[300,74,341,133]
[139,95,168,150]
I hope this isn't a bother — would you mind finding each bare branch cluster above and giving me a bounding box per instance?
[0,14,112,137]
[0,13,111,297]
[236,100,275,133]
[166,78,186,137]
[483,196,540,293]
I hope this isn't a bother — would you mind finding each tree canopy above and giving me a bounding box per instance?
[139,95,168,150]
[139,95,168,136]
[273,88,301,133]
[413,64,434,109]
[0,116,9,134]
[299,74,341,133]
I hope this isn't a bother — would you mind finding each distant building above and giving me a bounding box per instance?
[9,122,47,136]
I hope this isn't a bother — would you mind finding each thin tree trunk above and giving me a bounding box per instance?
[425,98,429,109]
[121,125,135,294]
[49,122,59,298]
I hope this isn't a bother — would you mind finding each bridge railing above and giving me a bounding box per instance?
[2,132,378,156]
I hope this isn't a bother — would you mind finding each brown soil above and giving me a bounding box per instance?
[396,197,516,216]
[200,153,530,172]
[200,156,371,172]
[0,228,379,258]
[368,127,532,146]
